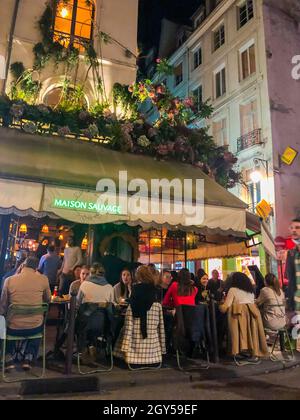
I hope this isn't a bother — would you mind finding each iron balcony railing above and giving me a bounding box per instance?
[237,128,263,153]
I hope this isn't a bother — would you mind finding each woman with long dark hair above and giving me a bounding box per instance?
[256,273,286,331]
[162,268,198,309]
[219,272,255,313]
[114,269,133,304]
[113,265,166,366]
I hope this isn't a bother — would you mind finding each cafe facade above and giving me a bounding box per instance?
[0,125,276,279]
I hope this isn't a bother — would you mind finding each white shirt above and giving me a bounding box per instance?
[62,247,83,274]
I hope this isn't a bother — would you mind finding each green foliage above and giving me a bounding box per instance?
[113,83,138,118]
[10,62,25,80]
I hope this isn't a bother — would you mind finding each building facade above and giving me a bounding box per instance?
[147,0,300,241]
[0,0,138,106]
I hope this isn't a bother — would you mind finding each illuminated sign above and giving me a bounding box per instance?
[256,199,272,220]
[52,199,122,215]
[281,146,298,166]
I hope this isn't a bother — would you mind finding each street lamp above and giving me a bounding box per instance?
[250,158,269,184]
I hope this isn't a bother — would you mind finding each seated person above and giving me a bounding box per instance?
[256,273,286,331]
[0,257,51,371]
[219,272,268,361]
[114,265,166,366]
[77,263,114,307]
[69,266,90,296]
[156,270,172,303]
[114,269,133,304]
[195,269,210,304]
[163,268,198,309]
[76,263,115,364]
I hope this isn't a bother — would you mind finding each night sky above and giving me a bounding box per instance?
[138,0,204,51]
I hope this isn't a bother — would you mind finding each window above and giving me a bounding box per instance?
[215,67,226,98]
[240,43,256,80]
[240,99,258,135]
[213,118,228,146]
[193,47,202,70]
[238,0,254,28]
[177,33,187,47]
[247,182,261,213]
[54,0,95,50]
[213,25,225,51]
[194,13,205,29]
[174,63,183,86]
[193,86,203,112]
[44,86,87,108]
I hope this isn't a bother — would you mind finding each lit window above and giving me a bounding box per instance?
[54,0,95,50]
[213,25,225,51]
[238,0,254,29]
[213,118,228,146]
[240,43,256,80]
[44,86,87,108]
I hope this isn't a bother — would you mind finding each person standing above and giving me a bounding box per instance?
[285,218,300,312]
[208,269,222,300]
[0,257,51,371]
[59,237,82,296]
[38,245,62,292]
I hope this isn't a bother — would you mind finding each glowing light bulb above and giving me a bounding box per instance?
[250,170,263,184]
[60,7,69,18]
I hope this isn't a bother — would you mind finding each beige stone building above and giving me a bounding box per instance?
[0,0,138,105]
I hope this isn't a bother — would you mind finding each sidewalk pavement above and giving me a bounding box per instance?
[0,351,299,399]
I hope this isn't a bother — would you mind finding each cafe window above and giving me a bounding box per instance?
[43,86,87,108]
[54,0,95,50]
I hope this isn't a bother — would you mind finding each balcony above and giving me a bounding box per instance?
[237,129,263,153]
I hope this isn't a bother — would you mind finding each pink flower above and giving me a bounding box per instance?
[183,97,194,108]
[157,144,169,156]
[156,58,162,64]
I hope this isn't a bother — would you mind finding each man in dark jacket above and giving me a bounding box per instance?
[286,218,300,311]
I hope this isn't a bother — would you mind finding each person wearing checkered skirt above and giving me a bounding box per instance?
[113,266,166,365]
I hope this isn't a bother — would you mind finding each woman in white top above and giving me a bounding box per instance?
[220,272,255,313]
[256,273,286,331]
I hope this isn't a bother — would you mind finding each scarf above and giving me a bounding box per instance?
[88,275,109,287]
[129,283,157,339]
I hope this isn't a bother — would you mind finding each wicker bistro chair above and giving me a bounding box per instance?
[1,304,49,383]
[264,304,295,363]
[76,303,114,375]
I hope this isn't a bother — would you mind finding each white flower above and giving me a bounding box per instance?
[138,135,151,148]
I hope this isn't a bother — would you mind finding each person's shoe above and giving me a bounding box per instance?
[5,360,16,373]
[246,356,261,365]
[22,360,32,371]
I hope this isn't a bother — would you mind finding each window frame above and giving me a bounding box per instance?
[192,85,203,113]
[212,117,228,147]
[238,0,254,29]
[213,24,225,52]
[53,0,95,49]
[193,47,202,70]
[174,62,184,87]
[214,64,226,99]
[239,40,256,81]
